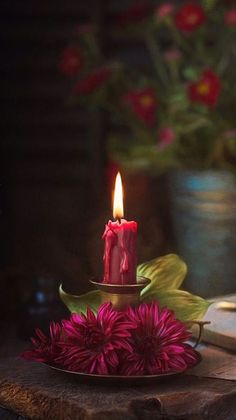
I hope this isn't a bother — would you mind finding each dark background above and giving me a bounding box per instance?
[1,0,173,338]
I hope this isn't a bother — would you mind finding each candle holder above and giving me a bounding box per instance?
[22,272,205,382]
[20,169,208,382]
[90,277,150,310]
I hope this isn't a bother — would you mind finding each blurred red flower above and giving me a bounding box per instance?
[59,47,83,76]
[188,69,221,107]
[123,88,157,126]
[159,126,176,148]
[155,3,174,19]
[175,2,206,33]
[114,2,151,26]
[74,67,112,95]
[224,128,236,138]
[224,9,236,25]
[120,302,198,376]
[164,48,182,62]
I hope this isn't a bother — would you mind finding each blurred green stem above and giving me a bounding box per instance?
[206,136,225,167]
[145,33,169,87]
[86,32,103,61]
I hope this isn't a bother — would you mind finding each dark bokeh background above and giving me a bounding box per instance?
[1,1,173,340]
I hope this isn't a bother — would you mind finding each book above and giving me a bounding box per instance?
[192,294,236,352]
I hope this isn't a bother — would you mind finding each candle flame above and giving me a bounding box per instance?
[113,172,124,219]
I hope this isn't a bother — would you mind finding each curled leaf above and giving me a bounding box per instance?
[138,254,187,297]
[141,289,211,323]
[59,284,101,314]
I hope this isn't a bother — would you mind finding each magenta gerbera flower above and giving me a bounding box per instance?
[21,322,63,366]
[120,301,198,376]
[60,302,134,375]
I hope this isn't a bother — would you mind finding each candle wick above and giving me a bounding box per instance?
[117,217,121,224]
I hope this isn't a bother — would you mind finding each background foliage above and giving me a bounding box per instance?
[60,0,236,172]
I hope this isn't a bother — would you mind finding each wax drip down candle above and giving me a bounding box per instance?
[103,172,137,285]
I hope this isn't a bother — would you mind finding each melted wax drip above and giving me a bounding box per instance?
[102,220,137,284]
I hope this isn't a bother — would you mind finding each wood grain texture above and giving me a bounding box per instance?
[0,357,236,419]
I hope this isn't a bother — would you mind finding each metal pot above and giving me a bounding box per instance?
[168,170,236,297]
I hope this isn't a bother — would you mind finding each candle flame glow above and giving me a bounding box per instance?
[113,172,124,219]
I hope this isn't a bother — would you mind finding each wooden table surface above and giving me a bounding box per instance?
[0,356,235,420]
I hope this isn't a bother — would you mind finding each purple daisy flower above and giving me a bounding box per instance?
[120,301,198,376]
[60,302,134,375]
[21,322,63,366]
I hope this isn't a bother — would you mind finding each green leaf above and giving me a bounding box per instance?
[141,289,211,322]
[202,0,217,11]
[59,254,210,323]
[183,67,199,81]
[59,284,101,314]
[138,254,187,297]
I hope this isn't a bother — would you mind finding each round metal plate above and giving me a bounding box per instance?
[44,351,201,385]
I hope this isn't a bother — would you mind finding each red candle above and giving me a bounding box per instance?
[103,173,137,284]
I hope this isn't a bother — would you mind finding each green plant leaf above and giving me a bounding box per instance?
[138,254,187,296]
[141,289,211,322]
[59,284,101,314]
[183,67,199,81]
[203,0,217,11]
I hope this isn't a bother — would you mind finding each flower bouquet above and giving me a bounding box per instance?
[59,0,236,173]
[22,302,199,377]
[22,254,210,379]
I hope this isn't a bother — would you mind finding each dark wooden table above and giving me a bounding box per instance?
[0,357,235,419]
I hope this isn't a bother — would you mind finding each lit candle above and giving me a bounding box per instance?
[103,172,137,284]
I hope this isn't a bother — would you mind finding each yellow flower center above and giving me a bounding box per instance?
[197,82,210,95]
[187,13,198,24]
[139,95,154,107]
